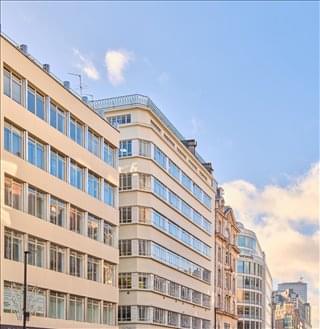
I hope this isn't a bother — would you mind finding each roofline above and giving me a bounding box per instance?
[0,32,119,134]
[91,94,214,175]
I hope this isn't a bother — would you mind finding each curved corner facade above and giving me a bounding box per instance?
[236,223,273,329]
[96,97,216,329]
[0,35,119,328]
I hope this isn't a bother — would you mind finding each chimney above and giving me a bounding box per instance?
[216,187,225,208]
[43,64,50,72]
[182,139,197,155]
[63,81,70,89]
[19,44,28,55]
[202,162,213,174]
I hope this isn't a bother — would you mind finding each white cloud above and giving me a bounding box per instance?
[222,163,320,328]
[73,48,99,80]
[104,49,134,86]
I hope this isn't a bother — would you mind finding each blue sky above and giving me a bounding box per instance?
[2,1,318,187]
[2,1,319,326]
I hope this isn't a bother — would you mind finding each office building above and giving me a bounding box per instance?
[236,222,273,329]
[214,187,240,329]
[1,34,119,328]
[275,281,312,329]
[277,282,307,304]
[93,94,216,329]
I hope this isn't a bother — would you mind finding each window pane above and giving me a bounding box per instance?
[4,69,11,97]
[36,94,45,120]
[12,76,22,104]
[27,88,35,113]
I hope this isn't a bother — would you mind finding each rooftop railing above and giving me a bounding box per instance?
[91,94,209,166]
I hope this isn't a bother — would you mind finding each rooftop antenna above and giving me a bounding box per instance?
[68,72,83,96]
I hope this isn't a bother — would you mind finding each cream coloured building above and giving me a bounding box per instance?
[94,95,216,329]
[0,34,119,328]
[214,187,240,329]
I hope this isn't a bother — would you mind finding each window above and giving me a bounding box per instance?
[3,68,11,97]
[119,173,132,191]
[193,183,202,201]
[151,243,211,283]
[192,317,201,329]
[87,129,100,157]
[168,311,179,326]
[50,103,65,133]
[68,295,84,321]
[119,140,132,157]
[119,240,132,256]
[139,174,150,190]
[118,305,131,322]
[181,314,191,328]
[103,142,116,167]
[108,114,131,126]
[169,281,180,298]
[154,146,167,169]
[181,286,191,301]
[104,181,115,206]
[182,201,191,218]
[4,176,23,210]
[203,294,211,308]
[88,172,100,199]
[154,276,166,293]
[12,73,22,104]
[103,221,114,246]
[28,237,45,267]
[69,206,84,234]
[28,137,45,169]
[28,186,46,219]
[87,256,99,282]
[4,281,21,313]
[70,161,83,190]
[120,207,132,223]
[192,290,201,304]
[139,140,151,157]
[182,173,192,191]
[153,179,167,200]
[169,191,179,209]
[50,197,66,227]
[3,69,22,104]
[153,308,165,324]
[69,251,83,277]
[87,215,100,241]
[5,229,23,261]
[28,87,45,120]
[49,292,65,319]
[69,116,83,146]
[50,150,65,180]
[28,286,46,317]
[203,320,211,329]
[103,303,116,325]
[138,273,148,289]
[138,240,149,256]
[139,207,148,223]
[4,122,23,157]
[119,273,132,289]
[103,262,116,286]
[50,244,65,273]
[138,305,148,321]
[169,160,180,180]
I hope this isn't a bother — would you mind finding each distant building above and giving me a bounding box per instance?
[278,282,307,304]
[215,187,240,329]
[275,281,311,329]
[272,289,311,329]
[236,222,273,329]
